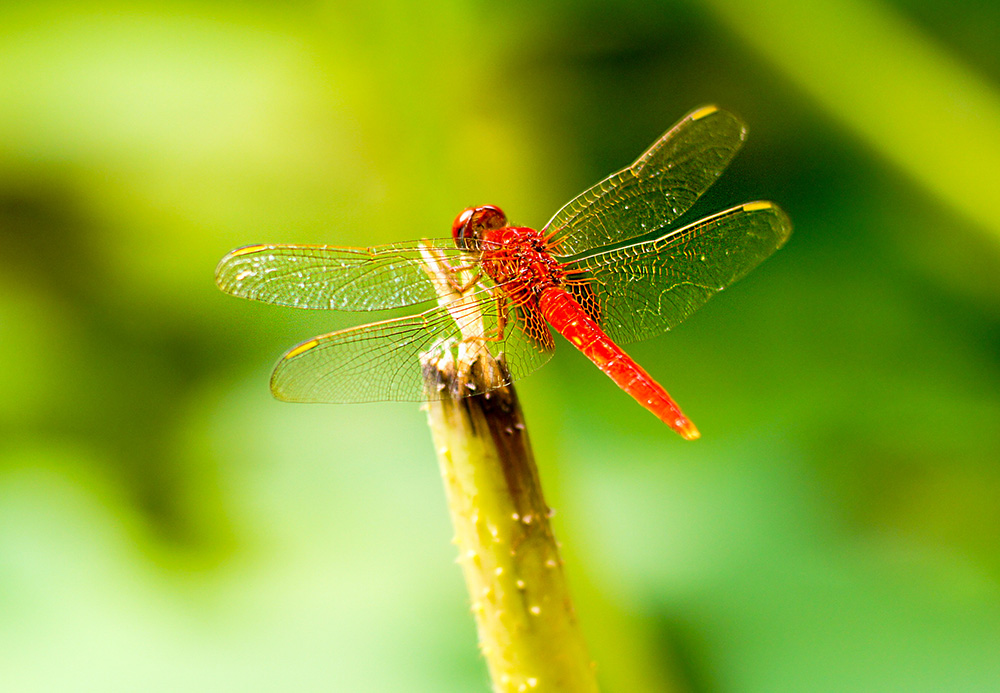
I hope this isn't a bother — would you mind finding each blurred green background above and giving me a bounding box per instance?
[2,0,999,691]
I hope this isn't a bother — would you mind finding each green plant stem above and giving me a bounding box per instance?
[422,346,599,693]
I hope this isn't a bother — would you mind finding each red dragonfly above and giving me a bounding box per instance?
[215,106,791,440]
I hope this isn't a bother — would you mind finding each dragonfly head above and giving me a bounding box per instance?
[451,205,507,251]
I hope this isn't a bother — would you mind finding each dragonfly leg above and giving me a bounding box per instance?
[444,264,482,295]
[455,271,483,295]
[483,293,509,343]
[446,262,478,273]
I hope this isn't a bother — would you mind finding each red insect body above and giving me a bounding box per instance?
[480,226,567,303]
[216,106,793,440]
[479,224,699,439]
[537,287,700,440]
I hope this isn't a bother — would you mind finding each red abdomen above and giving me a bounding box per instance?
[537,287,700,440]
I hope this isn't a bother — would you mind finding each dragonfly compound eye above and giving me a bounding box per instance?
[452,205,508,251]
[451,208,475,249]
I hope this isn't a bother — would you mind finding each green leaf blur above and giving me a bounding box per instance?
[2,1,999,691]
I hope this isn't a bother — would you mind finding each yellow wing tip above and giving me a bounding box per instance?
[690,105,720,121]
[229,244,269,257]
[284,339,320,359]
[742,201,793,245]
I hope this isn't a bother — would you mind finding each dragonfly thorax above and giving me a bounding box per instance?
[480,226,568,302]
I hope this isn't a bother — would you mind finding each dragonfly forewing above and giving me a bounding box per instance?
[543,105,748,257]
[214,240,469,311]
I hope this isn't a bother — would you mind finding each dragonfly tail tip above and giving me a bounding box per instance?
[678,420,701,441]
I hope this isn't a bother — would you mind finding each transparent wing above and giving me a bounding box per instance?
[270,285,555,402]
[572,202,792,345]
[214,239,469,311]
[543,105,747,257]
